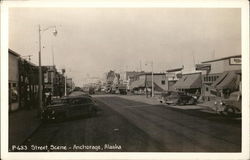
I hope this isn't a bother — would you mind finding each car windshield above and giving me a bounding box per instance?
[229,93,240,100]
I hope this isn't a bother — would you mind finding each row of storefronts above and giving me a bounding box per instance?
[127,55,241,100]
[171,55,241,100]
[8,49,71,112]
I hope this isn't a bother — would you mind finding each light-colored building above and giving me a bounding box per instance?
[196,55,241,100]
[166,66,184,91]
[9,49,20,111]
[130,72,168,94]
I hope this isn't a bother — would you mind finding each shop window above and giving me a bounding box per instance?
[161,80,165,85]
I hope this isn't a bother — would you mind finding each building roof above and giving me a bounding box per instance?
[138,72,166,76]
[174,72,202,89]
[9,49,20,57]
[130,80,165,91]
[202,55,241,63]
[166,67,183,72]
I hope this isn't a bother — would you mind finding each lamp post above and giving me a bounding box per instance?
[38,25,58,114]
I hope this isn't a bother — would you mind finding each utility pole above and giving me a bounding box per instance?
[38,25,58,114]
[38,25,43,113]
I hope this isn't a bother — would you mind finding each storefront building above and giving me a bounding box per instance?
[130,73,168,94]
[9,49,20,111]
[173,72,202,95]
[196,55,241,101]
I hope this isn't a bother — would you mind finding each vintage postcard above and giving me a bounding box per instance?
[1,0,249,159]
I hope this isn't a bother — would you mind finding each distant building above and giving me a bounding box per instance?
[66,78,75,92]
[121,71,145,90]
[130,72,168,94]
[166,66,184,91]
[196,55,241,100]
[43,65,57,95]
[43,66,70,97]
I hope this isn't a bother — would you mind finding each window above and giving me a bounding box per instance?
[12,83,16,87]
[161,80,165,85]
[206,87,209,91]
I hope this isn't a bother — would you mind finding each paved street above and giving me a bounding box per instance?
[21,95,241,152]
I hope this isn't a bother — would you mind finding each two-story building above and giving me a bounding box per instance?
[196,55,241,100]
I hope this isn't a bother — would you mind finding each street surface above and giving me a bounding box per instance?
[22,95,241,152]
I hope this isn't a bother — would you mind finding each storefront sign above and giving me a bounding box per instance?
[230,57,241,65]
[195,64,211,71]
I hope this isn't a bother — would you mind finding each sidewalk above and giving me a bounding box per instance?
[9,108,42,147]
[117,95,212,111]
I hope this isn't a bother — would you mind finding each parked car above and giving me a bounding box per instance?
[41,95,98,122]
[214,91,241,116]
[158,91,172,104]
[165,91,197,105]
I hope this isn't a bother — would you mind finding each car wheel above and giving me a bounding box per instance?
[220,107,236,117]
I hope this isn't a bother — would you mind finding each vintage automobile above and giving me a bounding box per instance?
[165,91,197,105]
[214,91,241,116]
[158,91,172,104]
[42,95,98,122]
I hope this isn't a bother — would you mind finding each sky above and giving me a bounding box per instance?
[9,8,241,86]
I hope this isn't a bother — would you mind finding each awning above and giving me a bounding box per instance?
[130,79,145,89]
[212,70,240,90]
[145,81,165,92]
[166,66,183,72]
[130,80,165,91]
[174,73,201,89]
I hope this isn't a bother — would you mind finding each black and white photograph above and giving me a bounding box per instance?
[1,0,249,160]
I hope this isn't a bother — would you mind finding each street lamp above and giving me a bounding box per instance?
[38,25,58,114]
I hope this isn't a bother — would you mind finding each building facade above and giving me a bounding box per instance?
[172,72,202,95]
[130,73,168,94]
[196,55,241,100]
[9,49,20,111]
[9,49,69,112]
